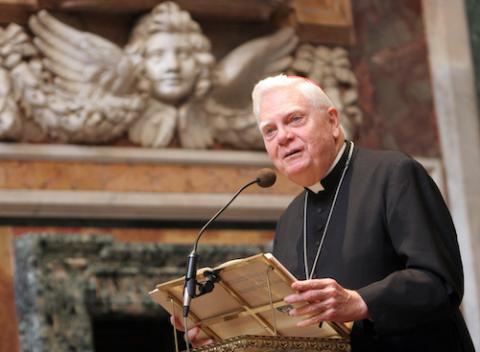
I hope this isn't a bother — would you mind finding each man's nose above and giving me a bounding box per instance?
[277,126,293,145]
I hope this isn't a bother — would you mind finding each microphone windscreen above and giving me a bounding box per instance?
[256,168,276,188]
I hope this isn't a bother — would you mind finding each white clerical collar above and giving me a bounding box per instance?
[306,142,346,193]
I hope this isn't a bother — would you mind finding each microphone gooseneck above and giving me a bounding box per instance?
[182,168,276,318]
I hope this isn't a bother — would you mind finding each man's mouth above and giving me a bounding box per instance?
[283,148,302,159]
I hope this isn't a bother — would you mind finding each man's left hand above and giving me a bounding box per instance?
[284,278,369,327]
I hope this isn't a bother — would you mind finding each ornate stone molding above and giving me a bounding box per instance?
[292,0,354,45]
[193,335,350,352]
[0,143,272,166]
[0,145,444,221]
[0,189,292,221]
[0,0,290,23]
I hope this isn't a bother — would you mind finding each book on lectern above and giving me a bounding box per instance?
[150,253,351,342]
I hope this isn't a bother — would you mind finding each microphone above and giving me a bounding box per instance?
[256,168,277,188]
[182,168,276,317]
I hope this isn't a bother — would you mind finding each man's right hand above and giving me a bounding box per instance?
[170,316,215,348]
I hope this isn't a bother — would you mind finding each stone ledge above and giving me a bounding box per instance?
[0,143,272,166]
[0,189,292,221]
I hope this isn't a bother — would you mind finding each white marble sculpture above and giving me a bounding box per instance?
[0,1,361,149]
[126,2,298,149]
[0,13,147,143]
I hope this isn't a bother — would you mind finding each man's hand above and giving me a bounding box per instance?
[170,316,215,348]
[284,278,369,327]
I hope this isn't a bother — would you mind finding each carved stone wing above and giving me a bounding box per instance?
[0,24,41,140]
[29,11,139,96]
[3,11,147,143]
[212,28,298,109]
[207,31,363,149]
[203,27,298,150]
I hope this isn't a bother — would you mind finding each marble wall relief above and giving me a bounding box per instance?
[14,234,265,351]
[0,1,361,150]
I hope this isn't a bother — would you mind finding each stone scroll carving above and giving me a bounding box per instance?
[0,2,362,150]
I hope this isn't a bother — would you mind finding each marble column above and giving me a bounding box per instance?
[423,0,480,348]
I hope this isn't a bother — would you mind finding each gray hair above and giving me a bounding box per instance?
[251,74,335,118]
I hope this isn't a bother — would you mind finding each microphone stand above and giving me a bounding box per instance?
[183,179,259,318]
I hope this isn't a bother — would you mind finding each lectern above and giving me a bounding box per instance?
[150,253,351,352]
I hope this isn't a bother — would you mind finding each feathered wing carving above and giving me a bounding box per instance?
[31,11,144,95]
[0,23,40,140]
[0,4,361,149]
[180,28,299,150]
[1,11,146,143]
[212,28,298,109]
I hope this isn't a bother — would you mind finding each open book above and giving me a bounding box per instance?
[150,253,351,341]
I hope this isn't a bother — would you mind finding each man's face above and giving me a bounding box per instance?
[258,86,340,186]
[144,33,199,105]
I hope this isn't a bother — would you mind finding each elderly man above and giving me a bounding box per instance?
[250,75,474,351]
[176,74,475,351]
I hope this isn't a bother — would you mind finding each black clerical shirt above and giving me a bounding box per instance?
[273,144,474,352]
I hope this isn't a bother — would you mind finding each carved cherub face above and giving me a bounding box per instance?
[127,2,214,107]
[144,32,200,105]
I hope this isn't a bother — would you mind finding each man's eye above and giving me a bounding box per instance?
[263,127,276,138]
[291,115,303,123]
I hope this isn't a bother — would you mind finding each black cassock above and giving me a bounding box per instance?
[273,142,475,351]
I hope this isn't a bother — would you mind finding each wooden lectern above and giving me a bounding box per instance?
[150,253,351,352]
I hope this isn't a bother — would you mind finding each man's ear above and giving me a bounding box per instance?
[327,107,341,137]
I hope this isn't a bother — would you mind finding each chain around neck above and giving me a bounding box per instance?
[303,141,354,280]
